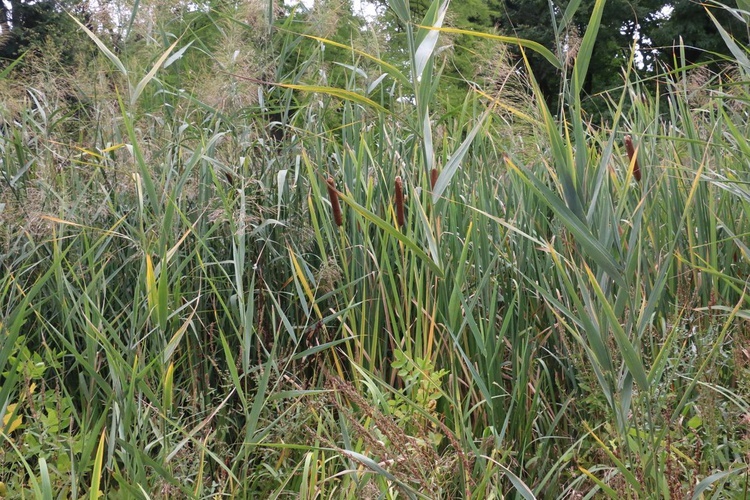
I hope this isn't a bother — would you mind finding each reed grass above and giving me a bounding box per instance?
[1,0,749,497]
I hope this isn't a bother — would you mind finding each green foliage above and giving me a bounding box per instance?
[1,0,750,497]
[0,0,95,64]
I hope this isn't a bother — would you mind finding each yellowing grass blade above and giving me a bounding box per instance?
[145,254,157,317]
[90,429,106,500]
[288,246,323,319]
[416,25,562,70]
[279,30,410,86]
[131,39,180,105]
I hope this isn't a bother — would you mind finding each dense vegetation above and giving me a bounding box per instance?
[1,0,749,497]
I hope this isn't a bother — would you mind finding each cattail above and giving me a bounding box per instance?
[430,168,439,190]
[395,175,405,228]
[624,135,641,182]
[326,176,342,227]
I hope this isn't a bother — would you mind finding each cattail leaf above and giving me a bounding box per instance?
[288,246,322,319]
[432,107,491,203]
[583,264,649,390]
[157,253,169,332]
[413,193,441,268]
[571,0,606,97]
[707,8,750,73]
[90,429,106,500]
[277,169,288,219]
[423,112,435,173]
[518,48,586,221]
[145,254,157,316]
[164,304,196,364]
[337,190,443,277]
[163,362,174,414]
[505,156,625,287]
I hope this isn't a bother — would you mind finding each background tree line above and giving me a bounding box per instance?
[1,0,747,113]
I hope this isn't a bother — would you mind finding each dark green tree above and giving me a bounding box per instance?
[648,0,749,68]
[0,0,91,63]
[492,0,664,110]
[372,0,749,114]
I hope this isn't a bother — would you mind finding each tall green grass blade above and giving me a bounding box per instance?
[432,107,491,203]
[707,8,750,73]
[504,156,624,286]
[70,15,129,81]
[691,466,750,500]
[571,0,606,97]
[337,189,443,276]
[131,39,180,105]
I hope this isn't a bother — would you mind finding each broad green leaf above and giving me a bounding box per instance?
[584,264,648,390]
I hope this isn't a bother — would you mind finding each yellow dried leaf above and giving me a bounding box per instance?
[3,403,22,433]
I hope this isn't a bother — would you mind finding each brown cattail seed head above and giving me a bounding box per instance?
[326,176,342,226]
[395,175,405,228]
[430,168,439,190]
[624,135,641,182]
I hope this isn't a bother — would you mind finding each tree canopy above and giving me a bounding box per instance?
[372,0,749,112]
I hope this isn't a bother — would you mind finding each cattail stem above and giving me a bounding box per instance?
[624,135,641,182]
[326,176,342,227]
[395,175,405,228]
[430,168,439,190]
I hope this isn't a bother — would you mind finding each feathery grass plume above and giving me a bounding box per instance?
[395,175,405,228]
[326,176,343,226]
[624,135,642,182]
[430,168,439,190]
